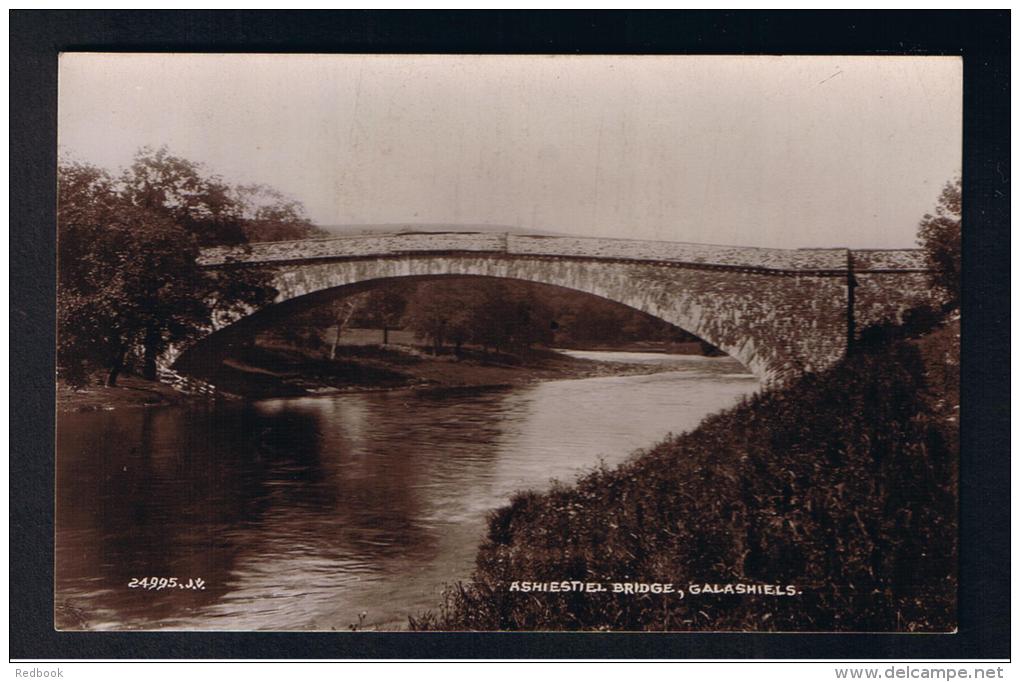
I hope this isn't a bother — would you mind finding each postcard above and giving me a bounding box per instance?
[54,53,961,633]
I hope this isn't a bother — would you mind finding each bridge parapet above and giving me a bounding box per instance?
[199,231,924,273]
[198,233,507,266]
[850,249,927,271]
[506,235,848,271]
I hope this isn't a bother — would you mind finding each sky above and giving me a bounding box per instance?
[58,54,961,249]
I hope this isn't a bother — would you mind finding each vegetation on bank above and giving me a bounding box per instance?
[56,374,213,412]
[410,315,959,632]
[188,338,688,400]
[917,177,962,308]
[58,332,692,410]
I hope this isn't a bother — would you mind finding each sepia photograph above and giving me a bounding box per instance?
[51,52,964,634]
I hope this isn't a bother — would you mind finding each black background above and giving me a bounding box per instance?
[10,10,1010,660]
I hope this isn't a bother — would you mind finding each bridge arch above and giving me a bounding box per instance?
[164,233,933,388]
[168,253,830,386]
[170,270,755,381]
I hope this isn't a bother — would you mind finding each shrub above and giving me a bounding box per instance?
[412,321,959,631]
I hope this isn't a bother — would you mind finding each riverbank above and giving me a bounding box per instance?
[57,343,689,412]
[57,375,210,412]
[410,316,959,632]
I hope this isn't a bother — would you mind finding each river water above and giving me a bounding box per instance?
[55,352,758,631]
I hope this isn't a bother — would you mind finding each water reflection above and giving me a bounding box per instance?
[56,354,757,630]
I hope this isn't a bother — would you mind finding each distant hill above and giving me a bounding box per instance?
[314,223,574,238]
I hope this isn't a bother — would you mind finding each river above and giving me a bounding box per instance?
[55,352,758,631]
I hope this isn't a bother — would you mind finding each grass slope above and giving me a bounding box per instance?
[412,319,959,632]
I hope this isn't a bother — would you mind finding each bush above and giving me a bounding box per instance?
[412,321,959,632]
[917,178,961,308]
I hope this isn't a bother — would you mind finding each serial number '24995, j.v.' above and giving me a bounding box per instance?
[128,577,206,591]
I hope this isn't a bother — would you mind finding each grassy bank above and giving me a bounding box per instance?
[411,318,959,632]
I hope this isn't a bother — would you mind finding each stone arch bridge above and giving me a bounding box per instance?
[164,232,932,388]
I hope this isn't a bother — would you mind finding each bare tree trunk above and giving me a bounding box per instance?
[328,297,362,361]
[382,326,389,345]
[142,326,159,380]
[330,323,341,360]
[106,347,126,387]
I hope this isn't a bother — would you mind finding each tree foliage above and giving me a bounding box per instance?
[120,147,247,247]
[917,177,961,308]
[352,287,410,344]
[59,161,212,385]
[232,183,328,242]
[401,279,555,356]
[57,148,317,386]
[402,282,477,355]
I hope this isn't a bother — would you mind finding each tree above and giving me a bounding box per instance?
[401,279,556,357]
[119,146,248,247]
[232,183,327,242]
[917,177,961,308]
[59,163,205,385]
[118,148,290,378]
[469,281,515,354]
[326,293,369,360]
[402,283,476,355]
[352,286,409,344]
[57,157,276,386]
[470,281,555,355]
